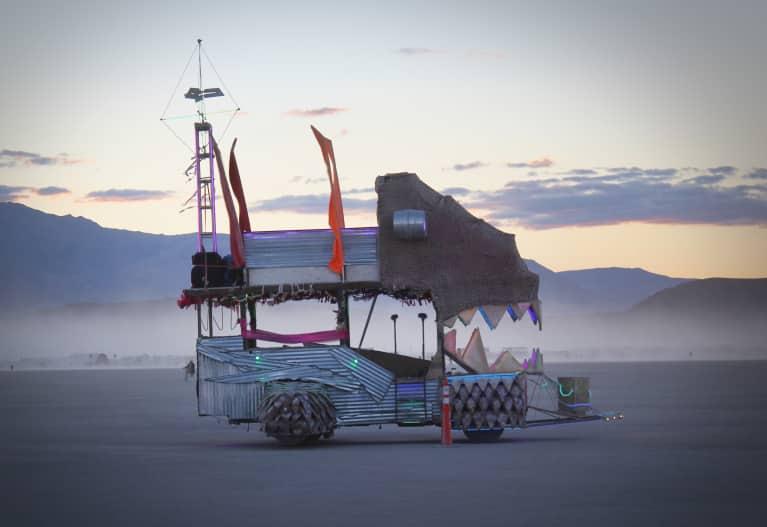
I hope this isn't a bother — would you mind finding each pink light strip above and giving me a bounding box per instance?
[239,319,348,344]
[195,127,202,252]
[208,128,218,253]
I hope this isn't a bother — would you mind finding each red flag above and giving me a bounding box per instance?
[311,126,345,275]
[228,138,251,233]
[212,141,245,268]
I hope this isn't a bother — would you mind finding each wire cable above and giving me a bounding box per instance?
[160,44,197,120]
[202,47,241,110]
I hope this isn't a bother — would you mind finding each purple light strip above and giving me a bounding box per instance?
[195,127,202,252]
[528,306,538,324]
[243,226,379,240]
[208,129,218,253]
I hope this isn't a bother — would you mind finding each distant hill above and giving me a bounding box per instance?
[524,259,592,311]
[0,202,209,311]
[523,260,688,313]
[0,202,730,317]
[630,278,767,318]
[558,267,689,311]
[1,203,764,361]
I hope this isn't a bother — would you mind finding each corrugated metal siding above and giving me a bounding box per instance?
[328,347,394,401]
[244,227,378,269]
[198,348,262,420]
[196,336,437,426]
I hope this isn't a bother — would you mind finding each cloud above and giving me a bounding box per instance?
[461,168,767,229]
[345,187,375,195]
[708,166,737,176]
[0,149,85,168]
[397,47,435,55]
[249,164,765,228]
[681,175,725,185]
[0,184,71,200]
[291,176,326,185]
[507,157,553,169]
[441,187,472,196]
[0,185,31,201]
[283,107,348,118]
[746,168,767,180]
[249,194,376,215]
[36,186,70,196]
[603,167,678,180]
[83,189,174,202]
[445,161,486,172]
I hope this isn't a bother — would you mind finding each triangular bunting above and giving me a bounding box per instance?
[461,327,489,373]
[507,305,518,322]
[531,300,543,329]
[490,350,524,373]
[458,307,477,326]
[478,305,507,330]
[515,302,531,321]
[444,315,458,328]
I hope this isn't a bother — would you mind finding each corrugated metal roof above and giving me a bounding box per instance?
[244,227,378,269]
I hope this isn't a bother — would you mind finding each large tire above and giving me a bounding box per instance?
[259,384,336,445]
[463,429,504,442]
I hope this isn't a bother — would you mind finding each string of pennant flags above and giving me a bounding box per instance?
[443,300,542,331]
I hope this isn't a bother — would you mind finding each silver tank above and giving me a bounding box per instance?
[392,209,427,240]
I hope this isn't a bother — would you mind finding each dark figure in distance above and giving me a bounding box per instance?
[184,360,195,381]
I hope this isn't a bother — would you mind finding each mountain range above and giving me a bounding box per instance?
[1,202,764,361]
[0,202,688,313]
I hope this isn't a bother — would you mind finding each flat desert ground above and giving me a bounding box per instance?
[2,362,766,526]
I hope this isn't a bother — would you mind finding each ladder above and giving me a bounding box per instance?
[194,121,217,253]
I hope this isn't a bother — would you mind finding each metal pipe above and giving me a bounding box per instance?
[357,294,378,349]
[390,314,398,354]
[418,312,427,360]
[207,127,218,253]
[208,299,213,337]
[194,127,202,252]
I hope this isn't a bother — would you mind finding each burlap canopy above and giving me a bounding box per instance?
[376,172,539,321]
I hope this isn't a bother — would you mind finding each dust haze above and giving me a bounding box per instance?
[1,295,763,369]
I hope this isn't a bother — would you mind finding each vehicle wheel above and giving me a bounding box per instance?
[274,435,307,446]
[259,384,336,445]
[463,429,504,442]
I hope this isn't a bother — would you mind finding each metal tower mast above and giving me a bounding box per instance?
[184,39,224,253]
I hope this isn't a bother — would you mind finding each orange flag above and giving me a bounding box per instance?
[311,126,345,275]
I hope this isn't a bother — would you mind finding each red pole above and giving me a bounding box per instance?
[441,377,452,446]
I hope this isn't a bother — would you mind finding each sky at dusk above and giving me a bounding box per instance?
[1,0,766,278]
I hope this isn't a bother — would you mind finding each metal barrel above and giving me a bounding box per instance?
[392,209,427,240]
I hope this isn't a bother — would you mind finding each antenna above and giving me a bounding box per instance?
[187,39,224,253]
[160,39,239,253]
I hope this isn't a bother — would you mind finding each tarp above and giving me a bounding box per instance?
[376,173,539,320]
